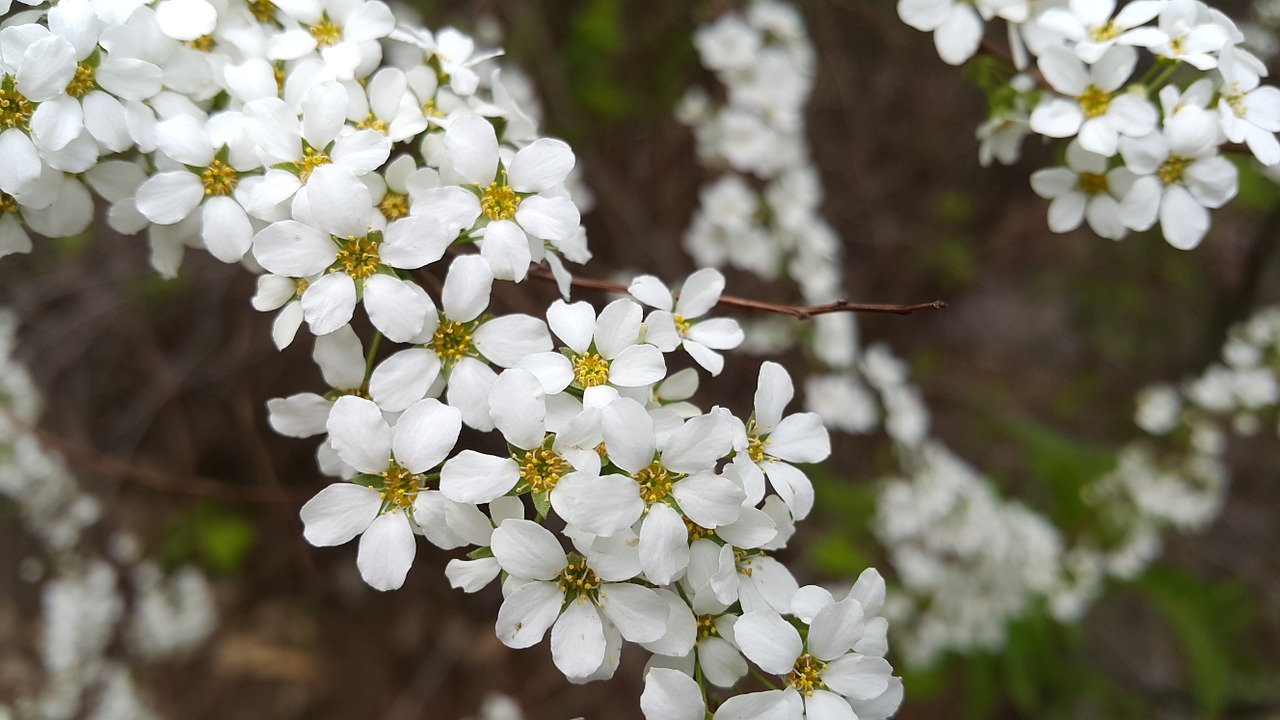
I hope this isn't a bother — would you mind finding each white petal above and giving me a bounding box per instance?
[599,582,669,642]
[445,356,498,431]
[299,483,380,545]
[641,668,705,720]
[489,368,547,450]
[765,462,815,520]
[480,219,531,282]
[440,450,519,503]
[607,344,667,387]
[445,113,499,185]
[370,348,441,412]
[822,655,893,701]
[638,503,689,585]
[804,690,858,720]
[390,398,461,473]
[754,361,793,434]
[602,398,656,473]
[442,254,493,321]
[379,214,451,270]
[495,580,564,648]
[201,196,253,263]
[675,268,725,318]
[302,272,357,336]
[1159,184,1209,250]
[364,274,428,343]
[326,395,392,474]
[934,4,983,65]
[135,172,204,225]
[551,600,606,679]
[628,275,674,310]
[253,220,336,276]
[547,299,597,354]
[356,512,416,591]
[508,138,575,193]
[515,195,580,242]
[491,518,567,580]
[551,472,645,535]
[808,598,866,661]
[473,314,552,366]
[267,393,332,437]
[673,473,745,528]
[733,612,802,675]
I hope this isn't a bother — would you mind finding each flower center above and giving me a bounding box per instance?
[333,235,380,279]
[558,554,600,597]
[0,80,33,130]
[65,62,96,98]
[632,459,672,504]
[1077,85,1110,119]
[1224,83,1247,117]
[673,313,691,338]
[571,352,610,388]
[788,653,828,696]
[379,191,409,221]
[201,160,238,196]
[1157,155,1191,185]
[431,318,473,363]
[479,182,519,221]
[696,615,720,641]
[358,112,388,134]
[1076,171,1108,197]
[747,434,769,463]
[293,277,309,298]
[1089,20,1118,42]
[298,146,331,182]
[734,548,757,576]
[379,461,420,512]
[310,17,343,47]
[0,193,18,216]
[519,447,567,493]
[1169,36,1184,55]
[422,99,444,118]
[186,35,215,52]
[249,0,275,21]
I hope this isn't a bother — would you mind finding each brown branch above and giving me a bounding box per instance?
[526,265,948,318]
[1,406,302,504]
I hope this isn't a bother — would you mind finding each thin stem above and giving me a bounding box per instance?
[364,331,383,385]
[0,406,298,504]
[525,266,947,318]
[1148,61,1180,92]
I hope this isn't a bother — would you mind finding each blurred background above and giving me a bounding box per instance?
[2,0,1279,718]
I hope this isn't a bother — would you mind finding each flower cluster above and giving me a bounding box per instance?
[0,308,217,720]
[0,0,897,715]
[901,0,1280,249]
[1052,304,1280,617]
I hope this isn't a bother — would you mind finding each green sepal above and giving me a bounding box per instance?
[532,489,552,520]
[468,545,495,560]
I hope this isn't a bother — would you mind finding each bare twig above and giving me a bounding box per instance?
[525,265,948,318]
[2,405,302,504]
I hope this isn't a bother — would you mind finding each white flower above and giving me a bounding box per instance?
[1030,45,1157,156]
[1217,46,1280,165]
[490,518,669,680]
[1150,0,1232,70]
[629,269,744,376]
[134,115,258,262]
[369,254,551,429]
[299,396,462,590]
[898,0,1028,65]
[694,15,762,73]
[390,26,503,96]
[514,298,667,402]
[1117,106,1237,249]
[1036,0,1165,63]
[0,24,79,197]
[977,110,1030,167]
[729,603,895,719]
[427,113,579,281]
[252,164,448,340]
[267,0,396,80]
[731,362,832,520]
[1029,140,1135,239]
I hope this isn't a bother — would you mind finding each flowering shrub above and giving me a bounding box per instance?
[2,0,1278,716]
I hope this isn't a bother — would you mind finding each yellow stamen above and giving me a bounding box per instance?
[431,318,473,363]
[379,191,409,221]
[1157,155,1191,186]
[65,62,95,98]
[571,352,610,388]
[632,459,672,504]
[1076,171,1108,197]
[788,653,827,696]
[0,81,33,130]
[310,17,342,47]
[479,181,519,221]
[519,448,567,493]
[1077,85,1111,119]
[332,235,380,279]
[298,146,330,182]
[379,461,421,512]
[201,160,238,196]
